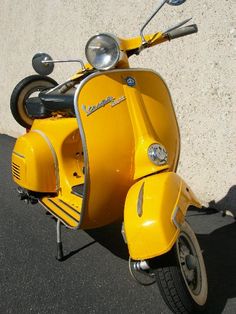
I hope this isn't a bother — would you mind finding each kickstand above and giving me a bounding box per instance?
[56,220,64,261]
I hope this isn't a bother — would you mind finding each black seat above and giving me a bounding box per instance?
[25,89,76,118]
[39,89,75,115]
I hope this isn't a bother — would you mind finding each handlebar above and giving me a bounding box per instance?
[125,23,198,57]
[165,24,198,40]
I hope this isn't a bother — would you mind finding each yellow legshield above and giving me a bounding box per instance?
[124,172,201,260]
[75,69,180,228]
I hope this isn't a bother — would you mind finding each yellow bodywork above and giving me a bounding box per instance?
[11,32,201,257]
[124,172,201,260]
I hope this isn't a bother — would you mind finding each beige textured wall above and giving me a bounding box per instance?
[0,0,235,208]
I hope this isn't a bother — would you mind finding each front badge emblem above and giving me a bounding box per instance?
[125,76,136,87]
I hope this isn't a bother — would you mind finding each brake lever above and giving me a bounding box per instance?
[164,17,192,34]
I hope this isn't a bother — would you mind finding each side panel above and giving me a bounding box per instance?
[12,131,57,192]
[124,172,201,260]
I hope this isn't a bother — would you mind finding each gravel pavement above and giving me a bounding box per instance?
[0,134,236,314]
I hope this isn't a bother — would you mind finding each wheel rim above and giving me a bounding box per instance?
[177,232,202,297]
[176,223,208,306]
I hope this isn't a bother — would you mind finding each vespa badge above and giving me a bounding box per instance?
[125,77,136,87]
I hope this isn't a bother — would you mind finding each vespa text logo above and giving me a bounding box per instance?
[82,95,126,116]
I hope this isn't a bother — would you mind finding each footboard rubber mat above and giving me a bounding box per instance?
[40,195,82,229]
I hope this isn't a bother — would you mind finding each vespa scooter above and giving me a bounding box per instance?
[10,0,208,313]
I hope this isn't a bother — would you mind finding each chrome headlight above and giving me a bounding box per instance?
[148,143,168,166]
[85,33,120,70]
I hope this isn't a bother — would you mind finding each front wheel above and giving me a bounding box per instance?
[154,221,208,314]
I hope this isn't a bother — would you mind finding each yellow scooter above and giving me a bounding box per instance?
[10,0,208,313]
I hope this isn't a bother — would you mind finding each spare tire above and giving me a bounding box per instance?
[10,75,58,128]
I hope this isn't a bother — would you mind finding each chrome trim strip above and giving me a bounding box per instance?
[137,182,145,217]
[74,67,180,226]
[13,151,25,159]
[32,129,60,191]
[121,222,127,243]
[172,206,181,229]
[74,82,90,227]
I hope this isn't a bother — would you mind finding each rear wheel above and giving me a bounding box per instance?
[154,221,208,313]
[10,75,58,128]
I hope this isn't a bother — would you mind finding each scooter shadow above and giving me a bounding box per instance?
[61,222,128,261]
[197,221,236,313]
[208,185,236,219]
[85,222,129,260]
[189,187,236,311]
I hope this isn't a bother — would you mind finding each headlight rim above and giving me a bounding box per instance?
[85,33,121,71]
[147,143,168,166]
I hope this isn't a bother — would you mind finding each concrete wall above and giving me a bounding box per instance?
[0,0,235,209]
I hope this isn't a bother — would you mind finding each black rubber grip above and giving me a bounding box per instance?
[167,24,198,40]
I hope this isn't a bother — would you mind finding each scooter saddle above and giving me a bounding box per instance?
[39,90,75,115]
[25,90,75,118]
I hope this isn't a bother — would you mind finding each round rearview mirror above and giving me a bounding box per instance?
[167,0,186,5]
[32,52,54,76]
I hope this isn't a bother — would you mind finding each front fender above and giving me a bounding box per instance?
[124,172,201,260]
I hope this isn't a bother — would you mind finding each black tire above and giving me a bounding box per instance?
[10,75,58,128]
[154,221,208,314]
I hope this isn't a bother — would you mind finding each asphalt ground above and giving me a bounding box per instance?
[0,134,236,314]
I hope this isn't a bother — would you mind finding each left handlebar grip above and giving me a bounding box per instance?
[166,24,198,40]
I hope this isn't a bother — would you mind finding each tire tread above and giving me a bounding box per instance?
[153,222,207,313]
[156,266,188,314]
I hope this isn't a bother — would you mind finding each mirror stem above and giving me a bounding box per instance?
[42,59,85,71]
[140,0,167,44]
